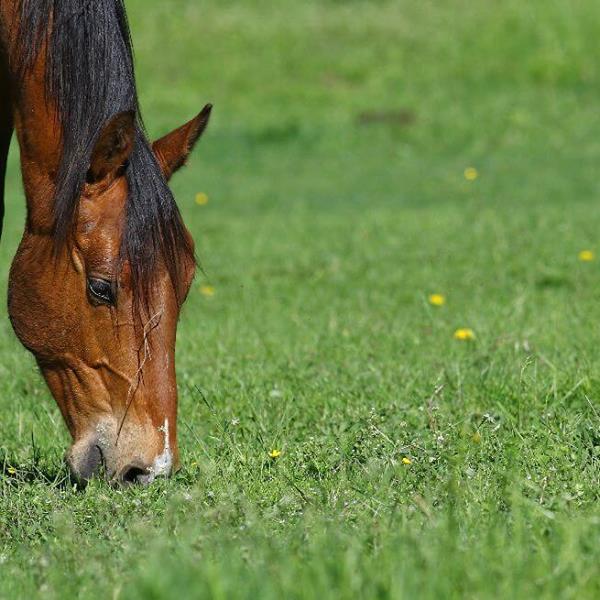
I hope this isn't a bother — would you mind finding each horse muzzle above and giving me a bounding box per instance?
[66,418,175,486]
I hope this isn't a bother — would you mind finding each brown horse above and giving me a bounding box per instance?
[0,1,211,484]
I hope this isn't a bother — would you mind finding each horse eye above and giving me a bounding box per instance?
[87,278,115,305]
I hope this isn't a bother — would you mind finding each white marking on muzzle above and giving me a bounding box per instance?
[146,418,173,482]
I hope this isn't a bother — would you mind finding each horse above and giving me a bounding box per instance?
[0,0,212,484]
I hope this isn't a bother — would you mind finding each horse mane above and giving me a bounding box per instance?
[13,0,194,308]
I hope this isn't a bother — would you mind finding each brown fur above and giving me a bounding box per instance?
[0,1,211,483]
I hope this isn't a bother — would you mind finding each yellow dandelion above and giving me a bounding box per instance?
[454,328,476,341]
[472,431,481,444]
[7,467,16,475]
[464,167,478,181]
[269,449,282,459]
[402,457,412,465]
[200,285,215,297]
[195,192,209,206]
[428,293,446,307]
[578,250,595,262]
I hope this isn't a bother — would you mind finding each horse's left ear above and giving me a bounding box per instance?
[88,110,136,183]
[152,104,212,181]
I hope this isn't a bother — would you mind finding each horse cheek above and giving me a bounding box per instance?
[8,235,80,359]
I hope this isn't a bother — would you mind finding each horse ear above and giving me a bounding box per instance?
[88,111,136,183]
[152,104,212,181]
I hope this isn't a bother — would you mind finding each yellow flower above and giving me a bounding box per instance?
[578,250,595,262]
[429,293,446,307]
[269,449,282,459]
[464,167,478,181]
[454,328,475,341]
[402,457,412,465]
[200,285,215,297]
[7,467,16,475]
[195,192,209,206]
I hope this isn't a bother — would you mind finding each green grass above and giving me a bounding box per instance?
[2,0,600,597]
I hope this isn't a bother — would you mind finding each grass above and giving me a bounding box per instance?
[1,0,600,597]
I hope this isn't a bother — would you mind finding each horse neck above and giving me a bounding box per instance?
[1,3,63,234]
[0,5,13,238]
[9,66,63,234]
[0,55,11,240]
[16,84,63,234]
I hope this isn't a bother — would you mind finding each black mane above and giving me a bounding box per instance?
[14,0,194,307]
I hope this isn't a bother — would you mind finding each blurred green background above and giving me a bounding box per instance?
[1,1,600,598]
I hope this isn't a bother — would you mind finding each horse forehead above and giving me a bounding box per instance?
[79,180,128,231]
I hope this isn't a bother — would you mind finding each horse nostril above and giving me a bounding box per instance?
[120,464,150,485]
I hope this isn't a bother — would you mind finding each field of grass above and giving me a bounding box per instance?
[2,0,600,597]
